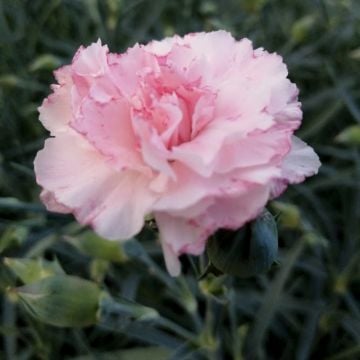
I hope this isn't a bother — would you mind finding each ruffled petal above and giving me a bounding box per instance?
[271,136,321,197]
[152,163,221,213]
[171,115,275,176]
[38,67,73,135]
[196,184,270,231]
[72,39,109,77]
[34,131,156,240]
[132,116,175,178]
[108,45,160,99]
[281,136,321,182]
[40,190,71,214]
[212,123,294,174]
[72,97,148,173]
[183,31,236,78]
[88,172,157,240]
[153,162,278,216]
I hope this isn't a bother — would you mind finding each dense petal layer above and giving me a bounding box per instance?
[72,97,149,173]
[171,116,283,176]
[153,160,280,217]
[132,115,175,178]
[35,33,320,276]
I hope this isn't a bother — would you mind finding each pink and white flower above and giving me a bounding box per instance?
[34,31,320,275]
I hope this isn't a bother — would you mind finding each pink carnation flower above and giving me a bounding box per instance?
[34,31,320,276]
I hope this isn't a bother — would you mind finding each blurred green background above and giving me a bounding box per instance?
[1,0,360,359]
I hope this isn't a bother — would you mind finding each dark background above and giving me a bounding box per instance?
[0,0,360,359]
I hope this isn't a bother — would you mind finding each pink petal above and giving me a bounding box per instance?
[152,163,221,214]
[72,97,148,173]
[214,49,295,122]
[155,212,208,276]
[196,184,270,231]
[191,92,216,138]
[282,136,321,182]
[88,73,120,104]
[132,116,175,178]
[271,136,320,197]
[155,184,270,276]
[34,131,156,240]
[40,190,71,214]
[54,65,72,84]
[212,123,294,174]
[183,31,236,77]
[153,162,278,216]
[171,117,274,177]
[72,39,109,77]
[150,93,183,146]
[147,35,180,56]
[70,40,111,106]
[38,68,72,135]
[161,240,181,277]
[108,45,160,99]
[87,172,157,240]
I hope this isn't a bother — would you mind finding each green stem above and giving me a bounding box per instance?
[158,316,198,343]
[201,296,218,359]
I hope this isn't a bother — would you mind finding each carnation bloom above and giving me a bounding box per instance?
[34,31,320,276]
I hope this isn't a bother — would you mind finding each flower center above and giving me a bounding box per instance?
[131,70,214,150]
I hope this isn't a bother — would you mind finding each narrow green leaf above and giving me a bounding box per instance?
[98,293,159,331]
[0,197,45,213]
[326,345,360,360]
[271,201,301,229]
[69,347,171,360]
[245,240,305,357]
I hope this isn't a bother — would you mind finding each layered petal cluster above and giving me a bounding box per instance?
[34,31,320,275]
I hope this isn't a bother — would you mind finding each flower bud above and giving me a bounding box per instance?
[271,201,301,229]
[291,15,316,43]
[14,275,101,327]
[335,125,360,146]
[29,54,61,72]
[206,209,278,278]
[0,75,21,88]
